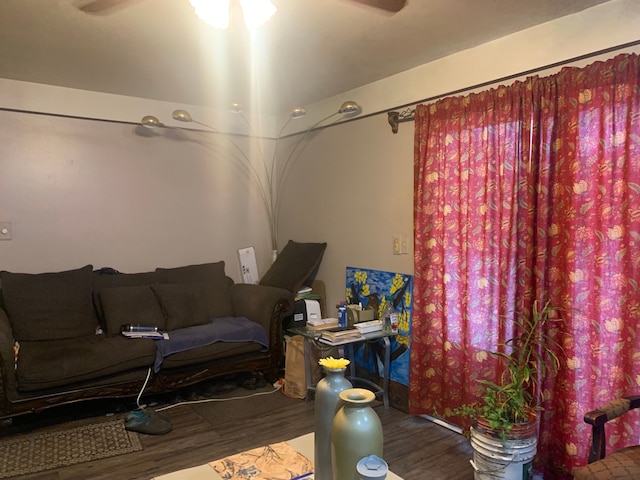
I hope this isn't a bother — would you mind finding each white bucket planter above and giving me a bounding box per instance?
[470,420,537,480]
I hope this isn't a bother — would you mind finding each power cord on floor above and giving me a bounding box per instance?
[135,367,153,409]
[155,378,285,412]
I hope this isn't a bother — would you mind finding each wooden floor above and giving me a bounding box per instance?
[4,388,475,480]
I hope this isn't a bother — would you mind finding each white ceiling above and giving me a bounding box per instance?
[0,0,614,116]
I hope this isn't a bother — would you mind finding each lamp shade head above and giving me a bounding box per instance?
[172,109,193,123]
[290,106,307,119]
[339,101,361,115]
[141,115,163,128]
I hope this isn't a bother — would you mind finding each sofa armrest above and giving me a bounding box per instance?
[230,284,293,360]
[0,308,17,410]
[230,284,294,330]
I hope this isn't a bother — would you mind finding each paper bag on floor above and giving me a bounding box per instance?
[284,335,324,399]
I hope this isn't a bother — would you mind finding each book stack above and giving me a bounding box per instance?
[307,317,340,331]
[295,285,321,301]
[319,326,364,345]
[354,319,383,334]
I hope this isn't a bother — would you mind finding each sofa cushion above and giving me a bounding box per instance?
[99,285,166,336]
[151,283,218,330]
[92,270,163,322]
[0,265,96,341]
[15,335,157,392]
[155,262,234,318]
[260,240,327,293]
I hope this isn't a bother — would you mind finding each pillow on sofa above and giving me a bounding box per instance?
[156,261,234,318]
[0,265,96,341]
[99,285,166,336]
[151,283,216,330]
[92,270,163,323]
[260,240,327,293]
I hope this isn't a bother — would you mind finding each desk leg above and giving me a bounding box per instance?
[343,338,390,409]
[382,337,390,409]
[345,344,355,378]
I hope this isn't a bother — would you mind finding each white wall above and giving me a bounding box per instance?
[278,0,640,316]
[0,110,274,278]
[0,0,638,302]
[292,0,640,131]
[277,113,414,314]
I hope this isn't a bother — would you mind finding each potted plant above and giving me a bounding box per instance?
[451,300,563,479]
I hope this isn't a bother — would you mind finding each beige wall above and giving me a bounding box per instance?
[277,114,414,315]
[277,0,640,315]
[0,0,638,308]
[0,110,274,278]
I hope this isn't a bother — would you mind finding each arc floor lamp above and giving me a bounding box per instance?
[141,101,361,257]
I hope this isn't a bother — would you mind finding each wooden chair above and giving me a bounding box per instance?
[573,395,640,479]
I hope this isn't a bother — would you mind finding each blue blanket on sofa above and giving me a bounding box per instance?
[153,316,269,373]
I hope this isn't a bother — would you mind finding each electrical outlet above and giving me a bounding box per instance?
[0,222,12,241]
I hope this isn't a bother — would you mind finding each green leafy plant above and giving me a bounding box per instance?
[451,300,563,438]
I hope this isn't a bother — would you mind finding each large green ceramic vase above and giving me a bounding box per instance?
[331,388,383,480]
[314,367,352,480]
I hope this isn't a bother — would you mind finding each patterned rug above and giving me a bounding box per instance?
[0,418,143,478]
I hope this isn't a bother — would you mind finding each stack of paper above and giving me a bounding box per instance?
[319,326,363,345]
[307,317,339,330]
[355,320,383,334]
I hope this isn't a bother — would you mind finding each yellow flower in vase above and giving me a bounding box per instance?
[319,356,350,370]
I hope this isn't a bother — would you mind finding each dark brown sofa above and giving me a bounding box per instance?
[0,261,294,420]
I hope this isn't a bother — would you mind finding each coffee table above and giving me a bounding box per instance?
[287,326,395,408]
[151,432,404,479]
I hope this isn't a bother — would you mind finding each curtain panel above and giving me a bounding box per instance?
[410,53,640,478]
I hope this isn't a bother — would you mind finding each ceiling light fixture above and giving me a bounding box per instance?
[289,106,307,119]
[189,0,277,30]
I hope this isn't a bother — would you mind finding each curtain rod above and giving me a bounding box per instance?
[386,38,640,134]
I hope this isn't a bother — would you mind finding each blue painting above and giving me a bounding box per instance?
[345,266,412,386]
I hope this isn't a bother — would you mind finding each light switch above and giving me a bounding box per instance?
[0,221,12,241]
[393,235,401,255]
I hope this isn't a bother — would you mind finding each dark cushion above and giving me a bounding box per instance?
[99,285,166,336]
[0,265,96,341]
[151,283,218,331]
[92,270,163,322]
[15,335,157,391]
[260,240,327,292]
[156,262,234,318]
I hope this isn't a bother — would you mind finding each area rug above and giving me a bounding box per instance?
[0,418,143,478]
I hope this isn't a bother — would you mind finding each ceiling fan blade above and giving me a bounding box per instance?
[78,0,139,14]
[349,0,407,13]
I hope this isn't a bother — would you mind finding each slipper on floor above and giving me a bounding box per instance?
[125,408,173,435]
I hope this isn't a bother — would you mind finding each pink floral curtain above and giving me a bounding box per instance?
[410,53,640,477]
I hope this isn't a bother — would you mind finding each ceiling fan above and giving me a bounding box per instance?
[78,0,407,15]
